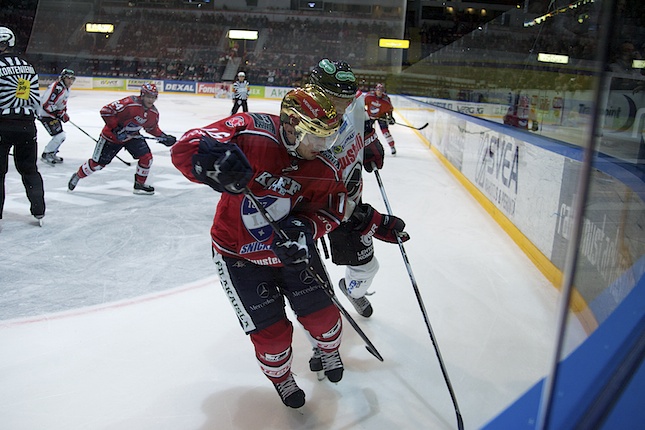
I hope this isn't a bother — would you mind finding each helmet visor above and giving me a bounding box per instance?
[299,131,338,152]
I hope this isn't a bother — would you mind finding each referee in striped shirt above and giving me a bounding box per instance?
[0,26,45,225]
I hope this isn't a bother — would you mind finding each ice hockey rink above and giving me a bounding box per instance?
[0,90,586,430]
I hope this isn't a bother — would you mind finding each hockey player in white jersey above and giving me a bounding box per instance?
[39,68,75,165]
[309,59,410,316]
[306,58,410,377]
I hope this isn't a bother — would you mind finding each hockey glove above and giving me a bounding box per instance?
[113,127,130,142]
[363,129,384,172]
[191,135,252,194]
[158,134,177,147]
[385,114,396,125]
[271,216,313,269]
[59,112,70,123]
[350,203,409,244]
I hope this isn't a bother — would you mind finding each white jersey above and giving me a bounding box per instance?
[325,93,369,217]
[39,79,70,119]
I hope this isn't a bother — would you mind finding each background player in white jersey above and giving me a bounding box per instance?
[308,59,409,325]
[230,71,249,114]
[39,68,75,165]
[0,26,45,226]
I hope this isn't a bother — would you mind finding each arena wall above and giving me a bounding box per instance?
[393,95,645,334]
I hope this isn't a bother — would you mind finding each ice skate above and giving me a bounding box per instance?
[273,373,305,408]
[34,214,44,227]
[339,278,373,317]
[133,182,155,195]
[390,146,397,155]
[309,347,325,381]
[320,349,344,383]
[41,152,58,165]
[68,173,79,191]
[52,153,63,163]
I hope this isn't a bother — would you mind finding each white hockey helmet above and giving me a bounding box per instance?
[237,71,245,77]
[0,27,15,47]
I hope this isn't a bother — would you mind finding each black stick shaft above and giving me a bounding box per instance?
[373,168,464,430]
[244,188,384,362]
[396,121,429,130]
[69,120,132,166]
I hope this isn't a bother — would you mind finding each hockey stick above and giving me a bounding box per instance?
[243,188,384,362]
[69,121,132,166]
[372,167,464,430]
[393,119,429,131]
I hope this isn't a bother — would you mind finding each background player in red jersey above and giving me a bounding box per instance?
[171,85,388,409]
[67,83,176,194]
[365,83,398,155]
[39,68,75,165]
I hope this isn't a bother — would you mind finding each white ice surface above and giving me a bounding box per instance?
[0,91,585,430]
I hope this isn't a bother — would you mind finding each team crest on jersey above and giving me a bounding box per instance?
[249,113,276,134]
[226,116,245,128]
[241,194,291,242]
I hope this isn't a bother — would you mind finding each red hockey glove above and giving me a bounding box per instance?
[271,216,313,268]
[350,203,409,244]
[60,112,70,123]
[363,129,384,172]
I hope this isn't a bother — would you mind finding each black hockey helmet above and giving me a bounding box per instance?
[309,59,357,100]
[59,68,76,80]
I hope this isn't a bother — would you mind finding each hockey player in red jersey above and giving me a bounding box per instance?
[67,83,176,194]
[172,85,364,408]
[365,83,398,155]
[39,68,75,165]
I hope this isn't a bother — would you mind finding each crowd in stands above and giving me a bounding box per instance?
[3,0,639,90]
[3,3,398,87]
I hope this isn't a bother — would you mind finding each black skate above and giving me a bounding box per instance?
[133,182,155,195]
[390,146,397,155]
[309,347,325,381]
[320,349,344,383]
[273,373,305,408]
[68,173,79,191]
[339,278,373,318]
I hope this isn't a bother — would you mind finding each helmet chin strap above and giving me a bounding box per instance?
[280,124,303,158]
